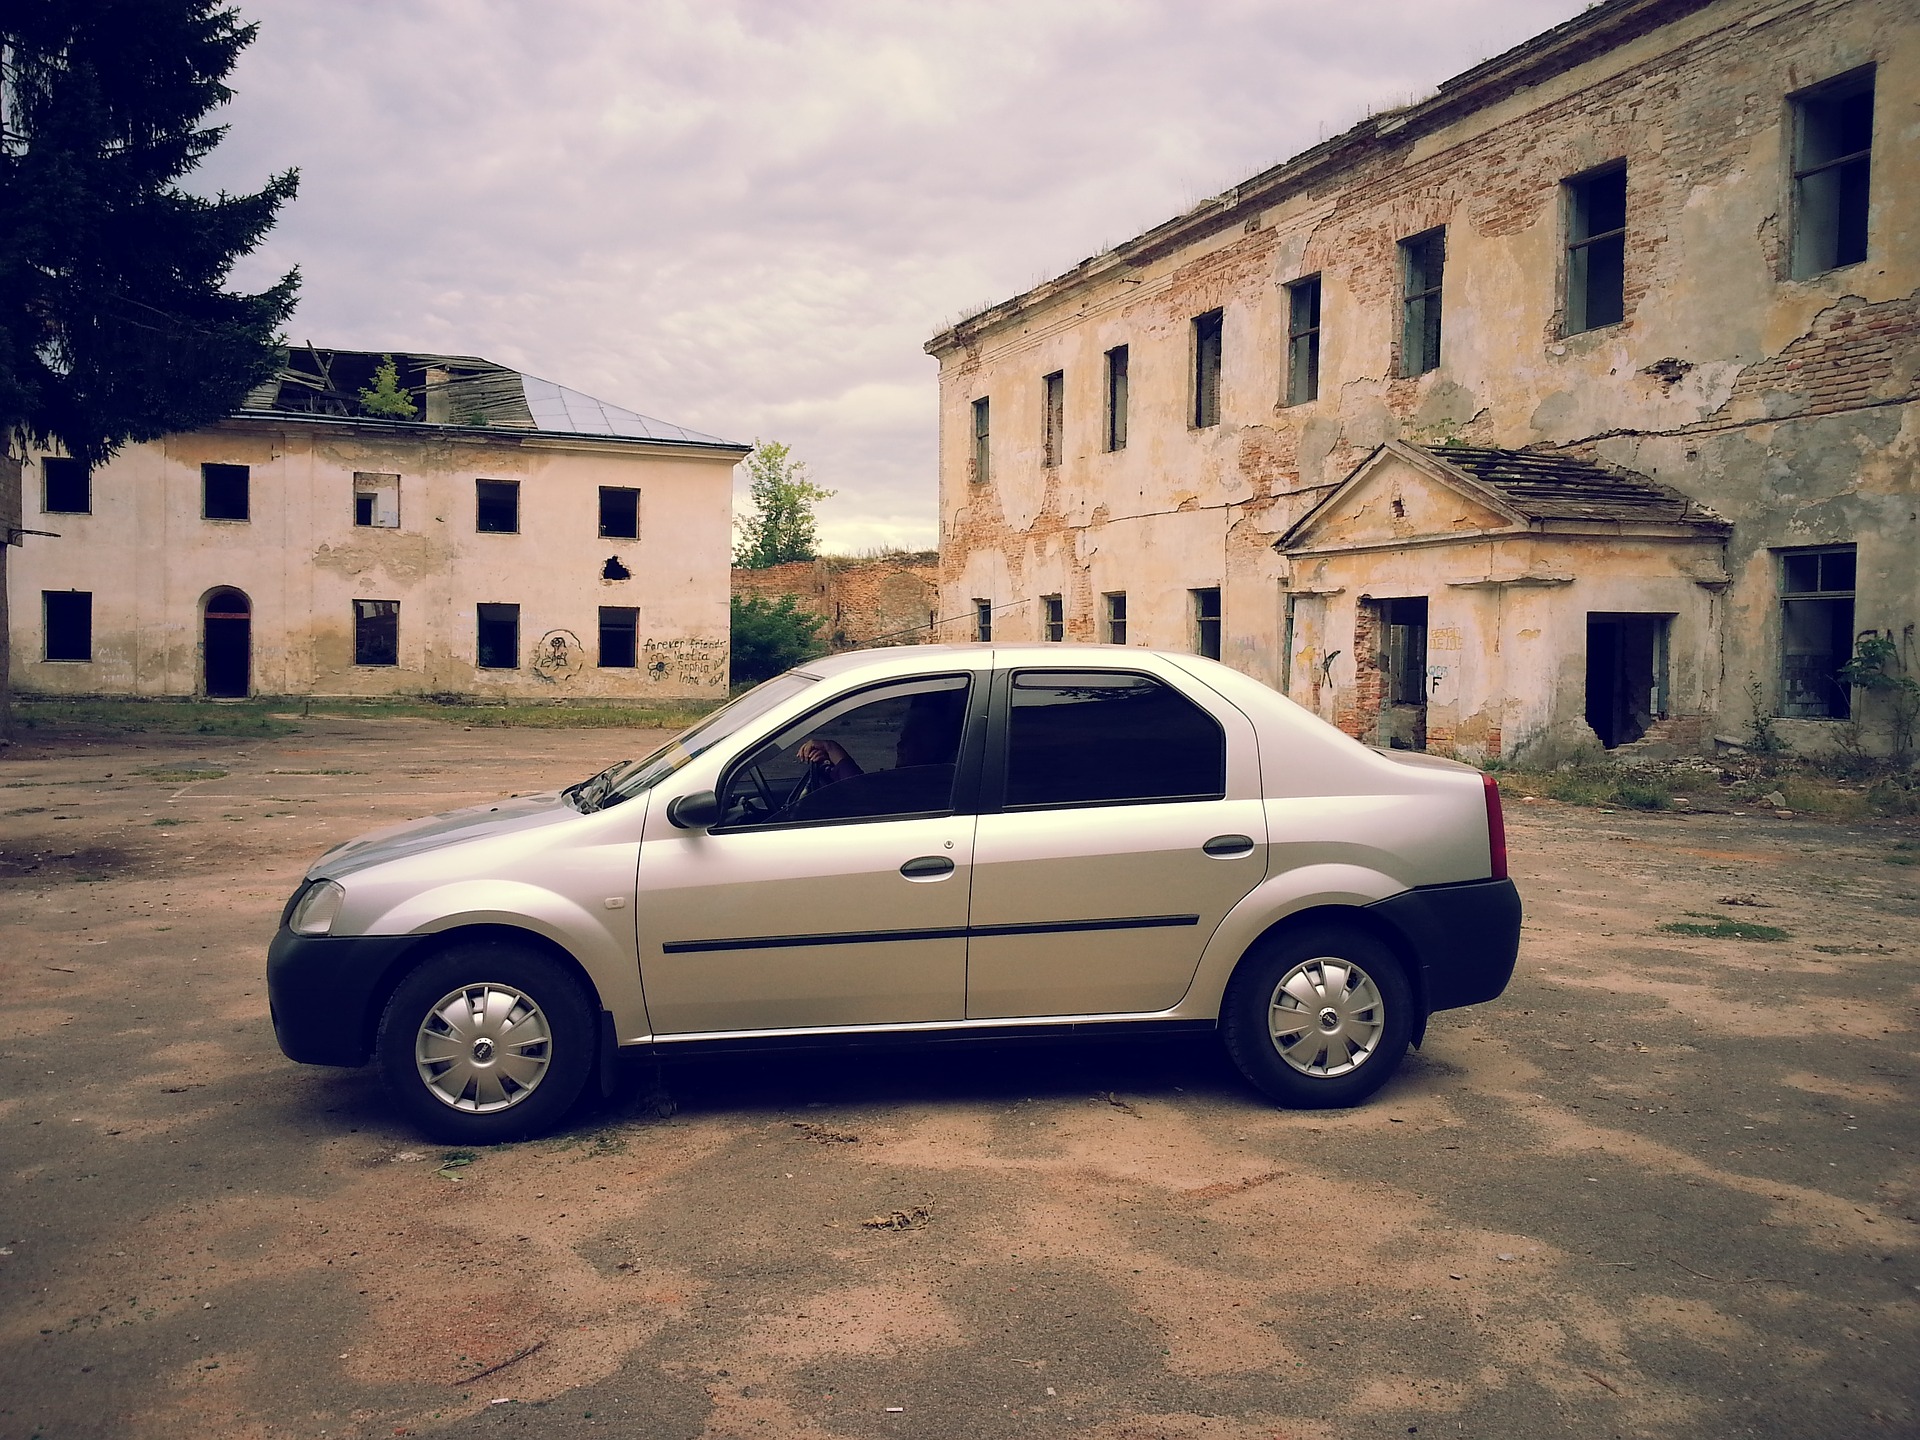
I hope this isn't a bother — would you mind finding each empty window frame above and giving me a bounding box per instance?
[475,479,520,533]
[202,463,250,521]
[1399,228,1445,376]
[1778,545,1856,718]
[352,472,400,528]
[353,599,399,666]
[1565,165,1626,332]
[43,591,92,661]
[1104,592,1127,645]
[476,603,521,669]
[1192,310,1224,428]
[599,487,640,539]
[971,397,991,483]
[1286,276,1322,404]
[599,606,639,667]
[41,457,90,514]
[973,598,993,642]
[1104,346,1129,451]
[1791,68,1874,277]
[1191,587,1222,660]
[1041,371,1065,468]
[1041,594,1064,642]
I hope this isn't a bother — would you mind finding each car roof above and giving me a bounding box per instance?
[796,642,1195,681]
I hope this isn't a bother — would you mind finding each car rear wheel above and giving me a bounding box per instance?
[1221,923,1414,1109]
[376,941,596,1144]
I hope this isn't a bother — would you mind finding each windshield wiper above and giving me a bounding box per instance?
[566,762,628,814]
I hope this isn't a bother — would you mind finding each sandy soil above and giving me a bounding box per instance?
[1,717,1915,1440]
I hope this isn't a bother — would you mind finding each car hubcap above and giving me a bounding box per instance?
[1267,957,1385,1078]
[415,983,553,1113]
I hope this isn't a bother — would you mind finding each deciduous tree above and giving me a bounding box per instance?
[733,440,834,568]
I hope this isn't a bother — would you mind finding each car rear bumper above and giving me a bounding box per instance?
[1368,877,1522,1013]
[267,928,419,1067]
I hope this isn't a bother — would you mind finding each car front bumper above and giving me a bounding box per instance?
[1368,877,1522,1013]
[267,928,420,1067]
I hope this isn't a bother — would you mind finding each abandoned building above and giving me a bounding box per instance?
[732,552,941,650]
[927,0,1918,760]
[7,349,748,701]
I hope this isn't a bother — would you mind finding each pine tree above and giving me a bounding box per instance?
[357,355,418,420]
[0,1,299,739]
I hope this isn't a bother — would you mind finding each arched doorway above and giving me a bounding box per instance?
[202,588,252,698]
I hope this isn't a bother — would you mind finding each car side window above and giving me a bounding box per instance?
[717,674,972,829]
[1004,671,1225,810]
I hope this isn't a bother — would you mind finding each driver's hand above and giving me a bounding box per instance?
[796,738,848,766]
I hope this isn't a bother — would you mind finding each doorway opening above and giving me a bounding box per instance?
[1368,596,1428,749]
[1585,612,1670,748]
[203,588,252,698]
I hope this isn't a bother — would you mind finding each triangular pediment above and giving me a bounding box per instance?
[1281,442,1529,554]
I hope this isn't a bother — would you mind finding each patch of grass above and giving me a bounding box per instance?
[1501,765,1670,810]
[304,698,716,729]
[16,697,297,736]
[15,693,717,735]
[136,766,229,784]
[436,1150,477,1179]
[150,817,189,827]
[1660,914,1790,941]
[4,805,48,817]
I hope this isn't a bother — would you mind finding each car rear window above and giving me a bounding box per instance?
[1005,671,1225,809]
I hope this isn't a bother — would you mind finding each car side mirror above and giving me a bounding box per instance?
[666,789,721,830]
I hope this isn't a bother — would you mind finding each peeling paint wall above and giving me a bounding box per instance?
[929,0,1918,757]
[8,419,738,700]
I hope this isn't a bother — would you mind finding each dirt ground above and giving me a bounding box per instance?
[1,716,1915,1440]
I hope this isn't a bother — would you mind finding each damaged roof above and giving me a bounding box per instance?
[1425,446,1730,527]
[238,347,747,452]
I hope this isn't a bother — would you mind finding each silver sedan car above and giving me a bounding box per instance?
[269,645,1520,1142]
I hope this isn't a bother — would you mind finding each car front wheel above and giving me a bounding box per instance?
[1221,923,1414,1109]
[376,941,596,1144]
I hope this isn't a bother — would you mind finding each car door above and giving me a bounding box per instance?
[965,666,1268,1019]
[636,672,983,1035]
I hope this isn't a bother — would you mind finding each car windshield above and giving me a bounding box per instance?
[565,672,816,813]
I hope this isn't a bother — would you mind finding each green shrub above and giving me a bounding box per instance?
[730,594,827,685]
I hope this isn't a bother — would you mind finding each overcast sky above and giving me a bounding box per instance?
[197,0,1590,552]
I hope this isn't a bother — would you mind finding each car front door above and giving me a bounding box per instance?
[636,673,982,1035]
[965,667,1268,1019]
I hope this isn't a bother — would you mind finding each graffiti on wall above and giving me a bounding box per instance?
[531,629,586,684]
[643,636,726,688]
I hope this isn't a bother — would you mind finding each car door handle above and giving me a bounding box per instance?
[899,855,956,879]
[1202,834,1255,858]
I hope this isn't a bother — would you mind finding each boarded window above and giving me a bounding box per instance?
[1192,310,1223,428]
[1779,545,1856,718]
[1005,671,1226,810]
[971,397,991,483]
[1104,346,1128,451]
[1042,371,1064,468]
[1791,69,1873,277]
[353,472,400,528]
[202,463,250,521]
[476,603,520,669]
[1041,594,1064,642]
[1104,592,1127,645]
[1565,165,1626,333]
[43,591,92,661]
[1286,276,1321,404]
[599,606,639,667]
[974,598,993,642]
[42,457,91,514]
[1191,587,1221,660]
[1400,229,1445,375]
[353,599,399,666]
[599,487,640,539]
[475,479,519,533]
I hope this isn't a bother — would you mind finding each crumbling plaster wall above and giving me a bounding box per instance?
[8,420,735,700]
[933,0,1917,754]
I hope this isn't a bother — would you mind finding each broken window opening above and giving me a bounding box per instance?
[1565,164,1626,333]
[1791,68,1873,278]
[971,397,991,483]
[1105,346,1129,451]
[352,472,400,528]
[1778,545,1856,718]
[43,591,92,662]
[1364,597,1429,750]
[973,598,993,642]
[476,602,521,669]
[1192,310,1223,428]
[353,599,400,667]
[1104,592,1127,645]
[475,479,520,534]
[41,456,91,514]
[602,555,631,581]
[202,463,250,521]
[1041,594,1064,642]
[1042,371,1065,468]
[599,607,639,668]
[1585,612,1671,748]
[599,486,640,539]
[1399,229,1445,376]
[1191,587,1222,660]
[1286,276,1322,404]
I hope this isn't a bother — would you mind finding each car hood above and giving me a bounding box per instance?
[308,792,575,880]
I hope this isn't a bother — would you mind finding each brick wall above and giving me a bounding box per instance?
[732,553,940,649]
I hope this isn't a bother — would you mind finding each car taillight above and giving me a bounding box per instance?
[1482,772,1508,881]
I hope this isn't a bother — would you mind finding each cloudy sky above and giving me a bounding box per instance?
[197,0,1589,552]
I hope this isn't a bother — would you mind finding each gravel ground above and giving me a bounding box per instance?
[1,717,1915,1440]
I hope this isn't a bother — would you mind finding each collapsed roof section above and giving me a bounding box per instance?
[239,346,745,452]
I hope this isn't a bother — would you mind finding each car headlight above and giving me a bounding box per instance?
[289,879,347,937]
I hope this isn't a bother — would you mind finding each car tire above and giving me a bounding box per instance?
[1220,922,1414,1109]
[375,940,597,1144]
